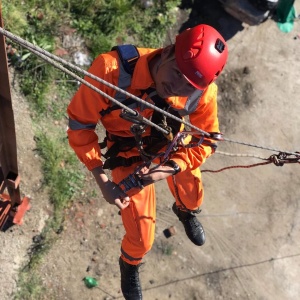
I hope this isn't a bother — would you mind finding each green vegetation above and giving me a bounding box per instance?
[2,0,181,299]
[159,241,174,256]
[70,0,180,55]
[34,132,85,221]
[15,273,45,300]
[3,0,180,114]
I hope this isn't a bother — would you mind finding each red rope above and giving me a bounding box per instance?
[202,161,273,173]
[202,153,300,173]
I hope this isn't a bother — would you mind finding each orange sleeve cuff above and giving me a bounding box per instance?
[86,159,103,171]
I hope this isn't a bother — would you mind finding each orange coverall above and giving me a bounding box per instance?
[67,47,219,265]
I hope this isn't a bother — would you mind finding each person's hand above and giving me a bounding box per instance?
[100,180,130,210]
[91,166,130,210]
[137,164,175,185]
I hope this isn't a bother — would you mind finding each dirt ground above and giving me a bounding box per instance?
[1,2,300,300]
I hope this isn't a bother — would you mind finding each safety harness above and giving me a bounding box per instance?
[100,45,183,170]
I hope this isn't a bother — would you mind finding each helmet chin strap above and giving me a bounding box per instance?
[188,89,204,102]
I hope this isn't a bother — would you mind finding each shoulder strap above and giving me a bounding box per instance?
[99,45,140,117]
[111,44,140,75]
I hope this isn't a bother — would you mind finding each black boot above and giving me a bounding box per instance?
[172,203,206,246]
[119,257,143,300]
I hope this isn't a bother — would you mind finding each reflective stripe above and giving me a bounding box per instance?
[68,118,97,130]
[177,89,203,116]
[121,247,143,262]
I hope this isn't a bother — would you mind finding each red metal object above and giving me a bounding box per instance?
[0,5,30,230]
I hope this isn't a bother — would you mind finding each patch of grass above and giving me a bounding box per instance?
[1,2,28,36]
[3,0,180,113]
[14,219,61,300]
[158,241,174,256]
[13,131,83,299]
[15,272,45,300]
[127,1,180,47]
[34,131,84,224]
[69,0,181,55]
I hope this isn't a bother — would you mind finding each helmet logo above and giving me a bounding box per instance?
[215,38,225,53]
[195,70,203,78]
[183,50,194,60]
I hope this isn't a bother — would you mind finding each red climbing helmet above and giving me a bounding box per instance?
[175,24,228,90]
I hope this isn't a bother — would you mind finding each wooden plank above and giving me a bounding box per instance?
[0,3,21,206]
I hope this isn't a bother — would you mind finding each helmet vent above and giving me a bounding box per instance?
[183,48,200,60]
[193,40,203,49]
[197,31,204,40]
[215,38,225,53]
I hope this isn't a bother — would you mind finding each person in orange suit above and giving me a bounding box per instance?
[67,24,228,300]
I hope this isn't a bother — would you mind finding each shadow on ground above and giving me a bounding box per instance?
[179,0,244,40]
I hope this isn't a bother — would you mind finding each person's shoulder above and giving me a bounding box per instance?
[89,50,120,70]
[204,82,218,95]
[99,50,119,61]
[93,47,157,63]
[207,82,218,90]
[137,47,158,56]
[198,83,218,105]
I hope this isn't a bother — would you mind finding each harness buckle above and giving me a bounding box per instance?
[120,109,144,125]
[118,174,144,193]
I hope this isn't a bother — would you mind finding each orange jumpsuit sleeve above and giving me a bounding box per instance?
[171,83,219,172]
[67,54,116,171]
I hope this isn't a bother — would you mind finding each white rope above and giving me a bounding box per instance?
[215,151,268,160]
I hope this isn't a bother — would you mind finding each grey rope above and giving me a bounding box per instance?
[0,27,208,137]
[1,27,168,134]
[1,27,299,156]
[220,138,297,155]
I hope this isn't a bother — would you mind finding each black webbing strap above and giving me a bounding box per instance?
[99,97,139,117]
[103,155,142,170]
[140,87,167,109]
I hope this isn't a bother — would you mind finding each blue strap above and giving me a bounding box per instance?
[111,44,140,75]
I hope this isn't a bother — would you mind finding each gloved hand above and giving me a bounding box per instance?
[91,166,130,210]
[137,164,176,185]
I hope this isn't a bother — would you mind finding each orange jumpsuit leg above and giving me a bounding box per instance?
[166,167,203,211]
[112,165,156,266]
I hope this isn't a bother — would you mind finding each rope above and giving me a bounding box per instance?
[215,150,268,160]
[0,27,207,137]
[1,27,299,157]
[202,152,300,173]
[202,161,271,173]
[220,137,297,155]
[0,28,169,135]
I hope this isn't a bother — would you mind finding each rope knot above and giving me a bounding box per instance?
[269,154,284,166]
[269,152,300,167]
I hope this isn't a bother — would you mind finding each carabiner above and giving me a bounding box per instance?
[120,109,144,125]
[118,173,144,193]
[209,132,223,141]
